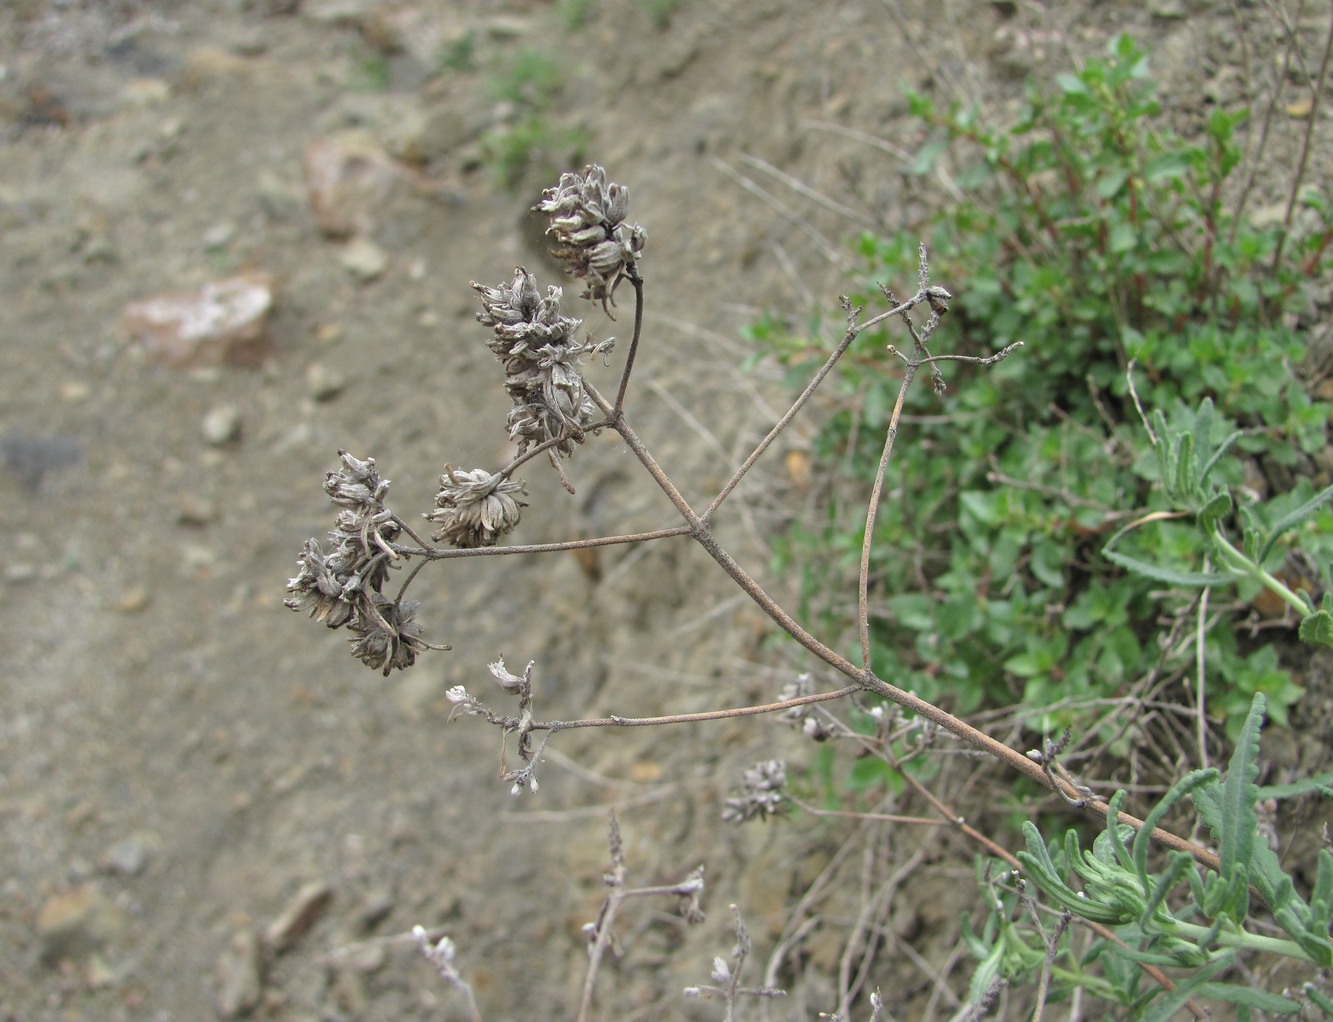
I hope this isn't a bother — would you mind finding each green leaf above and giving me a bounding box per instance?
[1213,694,1265,919]
[1102,547,1231,587]
[1108,219,1137,254]
[1133,769,1218,886]
[1258,483,1333,564]
[1140,953,1235,1022]
[1174,430,1197,496]
[1300,610,1333,648]
[1197,430,1244,485]
[1258,775,1333,801]
[1305,982,1333,1016]
[1095,166,1130,199]
[1143,150,1194,184]
[1017,823,1130,925]
[1194,983,1301,1014]
[1055,72,1088,95]
[1311,848,1333,921]
[966,935,1006,1006]
[1198,489,1233,533]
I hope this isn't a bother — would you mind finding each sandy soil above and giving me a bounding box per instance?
[1,1,1327,1019]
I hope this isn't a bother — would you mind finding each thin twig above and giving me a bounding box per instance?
[1269,0,1333,272]
[1196,575,1211,769]
[613,272,647,414]
[712,156,848,266]
[737,151,871,225]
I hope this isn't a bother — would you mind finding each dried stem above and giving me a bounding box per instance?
[293,167,1225,894]
[490,268,1216,870]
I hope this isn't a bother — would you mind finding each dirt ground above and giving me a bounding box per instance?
[1,1,1328,1020]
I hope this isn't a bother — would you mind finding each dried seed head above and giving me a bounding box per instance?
[287,451,403,628]
[284,537,357,627]
[287,451,449,673]
[534,164,645,311]
[426,466,527,547]
[324,449,389,507]
[347,594,433,676]
[776,673,836,741]
[487,656,533,695]
[472,268,603,455]
[721,760,787,824]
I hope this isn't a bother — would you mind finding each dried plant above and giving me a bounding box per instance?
[284,163,1263,1016]
[410,813,705,1022]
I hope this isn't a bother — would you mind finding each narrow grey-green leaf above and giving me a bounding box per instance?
[1103,548,1231,587]
[1258,483,1333,564]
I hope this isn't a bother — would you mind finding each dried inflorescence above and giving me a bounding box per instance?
[347,594,433,675]
[535,164,645,310]
[721,759,788,823]
[288,167,649,675]
[285,450,447,675]
[427,466,527,548]
[778,672,837,741]
[472,267,608,455]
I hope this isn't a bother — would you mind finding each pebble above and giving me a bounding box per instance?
[302,131,407,239]
[111,587,152,614]
[203,222,236,250]
[264,880,333,953]
[103,833,157,876]
[1,432,82,492]
[390,106,472,165]
[215,927,263,1018]
[177,493,218,526]
[36,884,127,967]
[300,0,380,24]
[305,361,346,402]
[339,236,388,281]
[356,889,394,932]
[202,403,242,446]
[122,272,276,369]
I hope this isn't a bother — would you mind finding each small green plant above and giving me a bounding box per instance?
[739,30,1333,1018]
[482,48,588,190]
[635,0,683,30]
[558,0,598,33]
[967,694,1333,1019]
[756,34,1331,740]
[487,48,565,108]
[482,114,589,193]
[437,30,477,73]
[350,49,392,92]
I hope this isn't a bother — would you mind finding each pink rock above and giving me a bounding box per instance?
[302,130,407,238]
[122,272,275,368]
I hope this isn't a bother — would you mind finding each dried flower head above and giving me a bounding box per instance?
[487,656,533,695]
[777,673,836,741]
[347,594,434,676]
[472,267,606,455]
[323,449,388,507]
[284,537,357,628]
[721,760,787,824]
[427,466,527,547]
[287,452,401,625]
[535,164,645,311]
[286,451,448,674]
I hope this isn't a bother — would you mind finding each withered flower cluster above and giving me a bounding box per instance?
[473,267,605,455]
[289,166,645,675]
[535,164,645,309]
[721,759,788,824]
[285,451,442,675]
[427,466,527,548]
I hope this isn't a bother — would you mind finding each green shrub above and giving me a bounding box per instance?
[756,34,1332,738]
